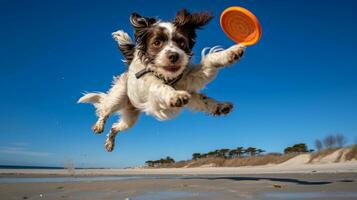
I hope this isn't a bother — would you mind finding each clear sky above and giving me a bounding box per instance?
[1,0,357,168]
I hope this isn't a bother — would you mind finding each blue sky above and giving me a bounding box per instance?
[1,0,357,168]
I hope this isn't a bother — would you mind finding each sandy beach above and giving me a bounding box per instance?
[1,161,357,200]
[1,172,357,200]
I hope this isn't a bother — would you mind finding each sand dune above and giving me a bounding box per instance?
[276,154,310,167]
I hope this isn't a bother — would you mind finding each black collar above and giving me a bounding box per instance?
[135,68,184,86]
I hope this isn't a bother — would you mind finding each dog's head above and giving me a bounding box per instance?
[130,9,213,80]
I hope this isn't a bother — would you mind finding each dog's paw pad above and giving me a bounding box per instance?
[213,103,233,116]
[170,91,191,107]
[228,45,245,63]
[105,137,115,152]
[92,122,104,134]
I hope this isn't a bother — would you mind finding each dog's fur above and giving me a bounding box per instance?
[78,9,245,152]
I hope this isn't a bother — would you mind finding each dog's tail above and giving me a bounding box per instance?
[77,92,105,105]
[112,30,135,65]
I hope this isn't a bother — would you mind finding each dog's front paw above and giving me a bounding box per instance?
[228,44,245,64]
[213,102,233,116]
[105,136,115,152]
[170,91,191,107]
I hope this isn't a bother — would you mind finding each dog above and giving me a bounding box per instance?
[78,9,245,152]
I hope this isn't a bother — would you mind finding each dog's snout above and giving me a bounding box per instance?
[167,51,179,63]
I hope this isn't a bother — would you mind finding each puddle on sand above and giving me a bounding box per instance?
[263,192,357,199]
[130,191,211,200]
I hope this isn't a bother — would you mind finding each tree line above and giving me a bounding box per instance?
[145,156,175,167]
[191,147,266,160]
[283,143,312,154]
[144,133,351,167]
[144,147,267,167]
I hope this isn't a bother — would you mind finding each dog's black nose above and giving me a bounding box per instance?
[167,52,179,63]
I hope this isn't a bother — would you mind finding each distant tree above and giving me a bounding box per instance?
[214,149,220,157]
[246,147,257,156]
[297,143,308,152]
[227,147,250,158]
[284,143,308,154]
[256,149,265,155]
[284,147,293,154]
[145,156,175,167]
[240,147,247,157]
[218,149,230,158]
[236,147,244,157]
[192,153,201,160]
[145,160,154,167]
[200,153,208,158]
[335,133,347,148]
[323,135,337,149]
[165,156,175,164]
[207,151,217,158]
[228,149,236,158]
[315,139,323,151]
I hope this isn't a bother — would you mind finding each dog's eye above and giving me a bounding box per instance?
[179,41,186,49]
[152,40,162,48]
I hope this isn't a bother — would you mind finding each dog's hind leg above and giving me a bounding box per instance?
[92,72,129,134]
[104,105,140,152]
[187,93,233,116]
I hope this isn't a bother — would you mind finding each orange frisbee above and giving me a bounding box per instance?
[220,6,262,46]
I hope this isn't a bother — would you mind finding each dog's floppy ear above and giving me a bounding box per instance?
[174,9,213,49]
[130,12,157,40]
[174,9,213,30]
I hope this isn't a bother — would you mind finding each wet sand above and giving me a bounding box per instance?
[1,173,357,200]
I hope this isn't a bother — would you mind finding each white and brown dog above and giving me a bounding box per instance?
[78,9,245,152]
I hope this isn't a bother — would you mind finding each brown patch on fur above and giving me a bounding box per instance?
[130,12,158,65]
[130,12,157,39]
[144,26,169,65]
[117,43,135,65]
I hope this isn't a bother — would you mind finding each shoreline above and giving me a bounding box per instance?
[1,161,357,177]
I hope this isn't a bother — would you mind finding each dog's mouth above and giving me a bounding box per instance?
[163,65,181,73]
